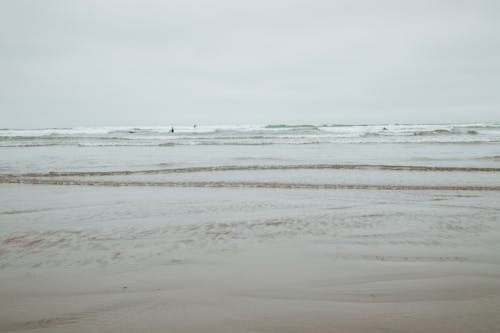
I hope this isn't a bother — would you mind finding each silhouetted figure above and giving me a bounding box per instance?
[170,127,174,134]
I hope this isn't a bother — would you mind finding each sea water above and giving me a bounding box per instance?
[1,123,500,175]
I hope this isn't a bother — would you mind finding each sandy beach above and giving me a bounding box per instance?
[1,179,500,331]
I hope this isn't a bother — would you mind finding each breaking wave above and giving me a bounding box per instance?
[0,123,499,147]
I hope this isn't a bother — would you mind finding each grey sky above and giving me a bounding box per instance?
[1,0,499,127]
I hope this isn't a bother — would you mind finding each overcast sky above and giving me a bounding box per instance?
[1,0,499,128]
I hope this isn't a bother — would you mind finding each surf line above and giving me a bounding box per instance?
[9,163,500,178]
[1,177,500,191]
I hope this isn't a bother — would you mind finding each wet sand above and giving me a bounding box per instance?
[2,163,500,191]
[1,182,500,332]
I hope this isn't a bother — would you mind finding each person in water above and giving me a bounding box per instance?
[170,127,174,133]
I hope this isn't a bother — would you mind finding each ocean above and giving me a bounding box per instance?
[1,123,500,147]
[1,123,500,175]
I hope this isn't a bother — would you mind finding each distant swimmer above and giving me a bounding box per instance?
[383,127,388,131]
[170,127,174,134]
[193,124,197,129]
